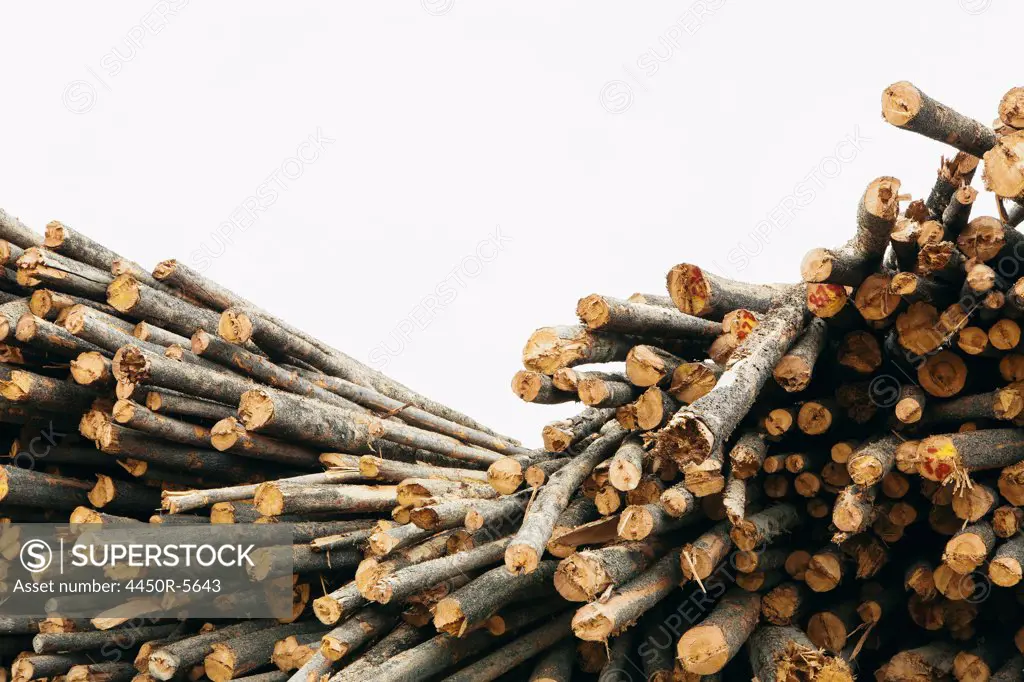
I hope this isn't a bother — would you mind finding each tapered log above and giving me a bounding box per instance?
[772,318,827,392]
[367,536,510,603]
[323,623,427,682]
[0,368,97,411]
[505,422,626,574]
[0,209,43,249]
[370,603,564,682]
[148,620,279,681]
[239,387,502,467]
[989,533,1024,587]
[204,621,326,682]
[927,152,980,218]
[86,474,160,514]
[254,482,396,516]
[667,264,779,318]
[801,177,901,284]
[435,560,557,635]
[571,548,681,641]
[13,654,94,682]
[985,130,1024,200]
[730,503,801,551]
[578,293,724,338]
[882,81,997,156]
[100,424,272,482]
[542,407,615,453]
[162,471,351,514]
[319,606,397,663]
[679,521,731,582]
[45,222,164,291]
[847,434,899,486]
[15,247,113,298]
[0,465,91,509]
[607,435,644,492]
[748,624,852,682]
[145,388,234,422]
[653,287,805,465]
[553,542,657,603]
[675,585,757,671]
[917,429,1024,486]
[113,344,254,407]
[578,376,639,408]
[728,431,767,480]
[942,520,996,574]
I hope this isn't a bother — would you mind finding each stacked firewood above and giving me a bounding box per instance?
[6,80,1024,682]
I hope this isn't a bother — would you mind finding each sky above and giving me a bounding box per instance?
[0,0,1014,446]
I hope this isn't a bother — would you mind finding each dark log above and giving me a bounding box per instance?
[801,177,902,284]
[148,620,279,680]
[882,81,997,156]
[203,621,326,682]
[511,370,575,404]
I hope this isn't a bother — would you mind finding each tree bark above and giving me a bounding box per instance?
[882,81,997,156]
[652,287,806,466]
[506,422,627,574]
[667,264,780,318]
[801,177,902,284]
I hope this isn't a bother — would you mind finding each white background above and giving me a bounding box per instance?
[0,0,1013,446]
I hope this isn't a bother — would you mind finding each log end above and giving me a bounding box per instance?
[617,505,654,540]
[432,598,466,636]
[652,413,713,466]
[521,326,589,375]
[107,274,141,312]
[203,644,236,682]
[625,345,666,387]
[553,553,605,602]
[677,625,729,675]
[71,352,111,386]
[312,595,342,625]
[238,389,274,430]
[511,370,546,402]
[576,294,611,329]
[800,248,834,284]
[87,475,116,508]
[805,284,848,319]
[570,604,613,642]
[42,220,67,249]
[253,482,284,516]
[210,417,243,452]
[487,458,524,495]
[989,557,1022,587]
[881,81,922,127]
[218,308,255,346]
[541,425,572,453]
[983,130,1024,199]
[666,263,712,317]
[152,259,178,281]
[504,543,540,575]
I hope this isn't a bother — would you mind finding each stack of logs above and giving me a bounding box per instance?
[5,80,1024,682]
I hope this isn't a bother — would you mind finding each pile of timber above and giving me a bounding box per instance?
[6,80,1024,682]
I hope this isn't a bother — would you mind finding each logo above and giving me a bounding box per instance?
[20,539,53,572]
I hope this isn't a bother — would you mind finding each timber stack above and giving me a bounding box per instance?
[2,81,1024,682]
